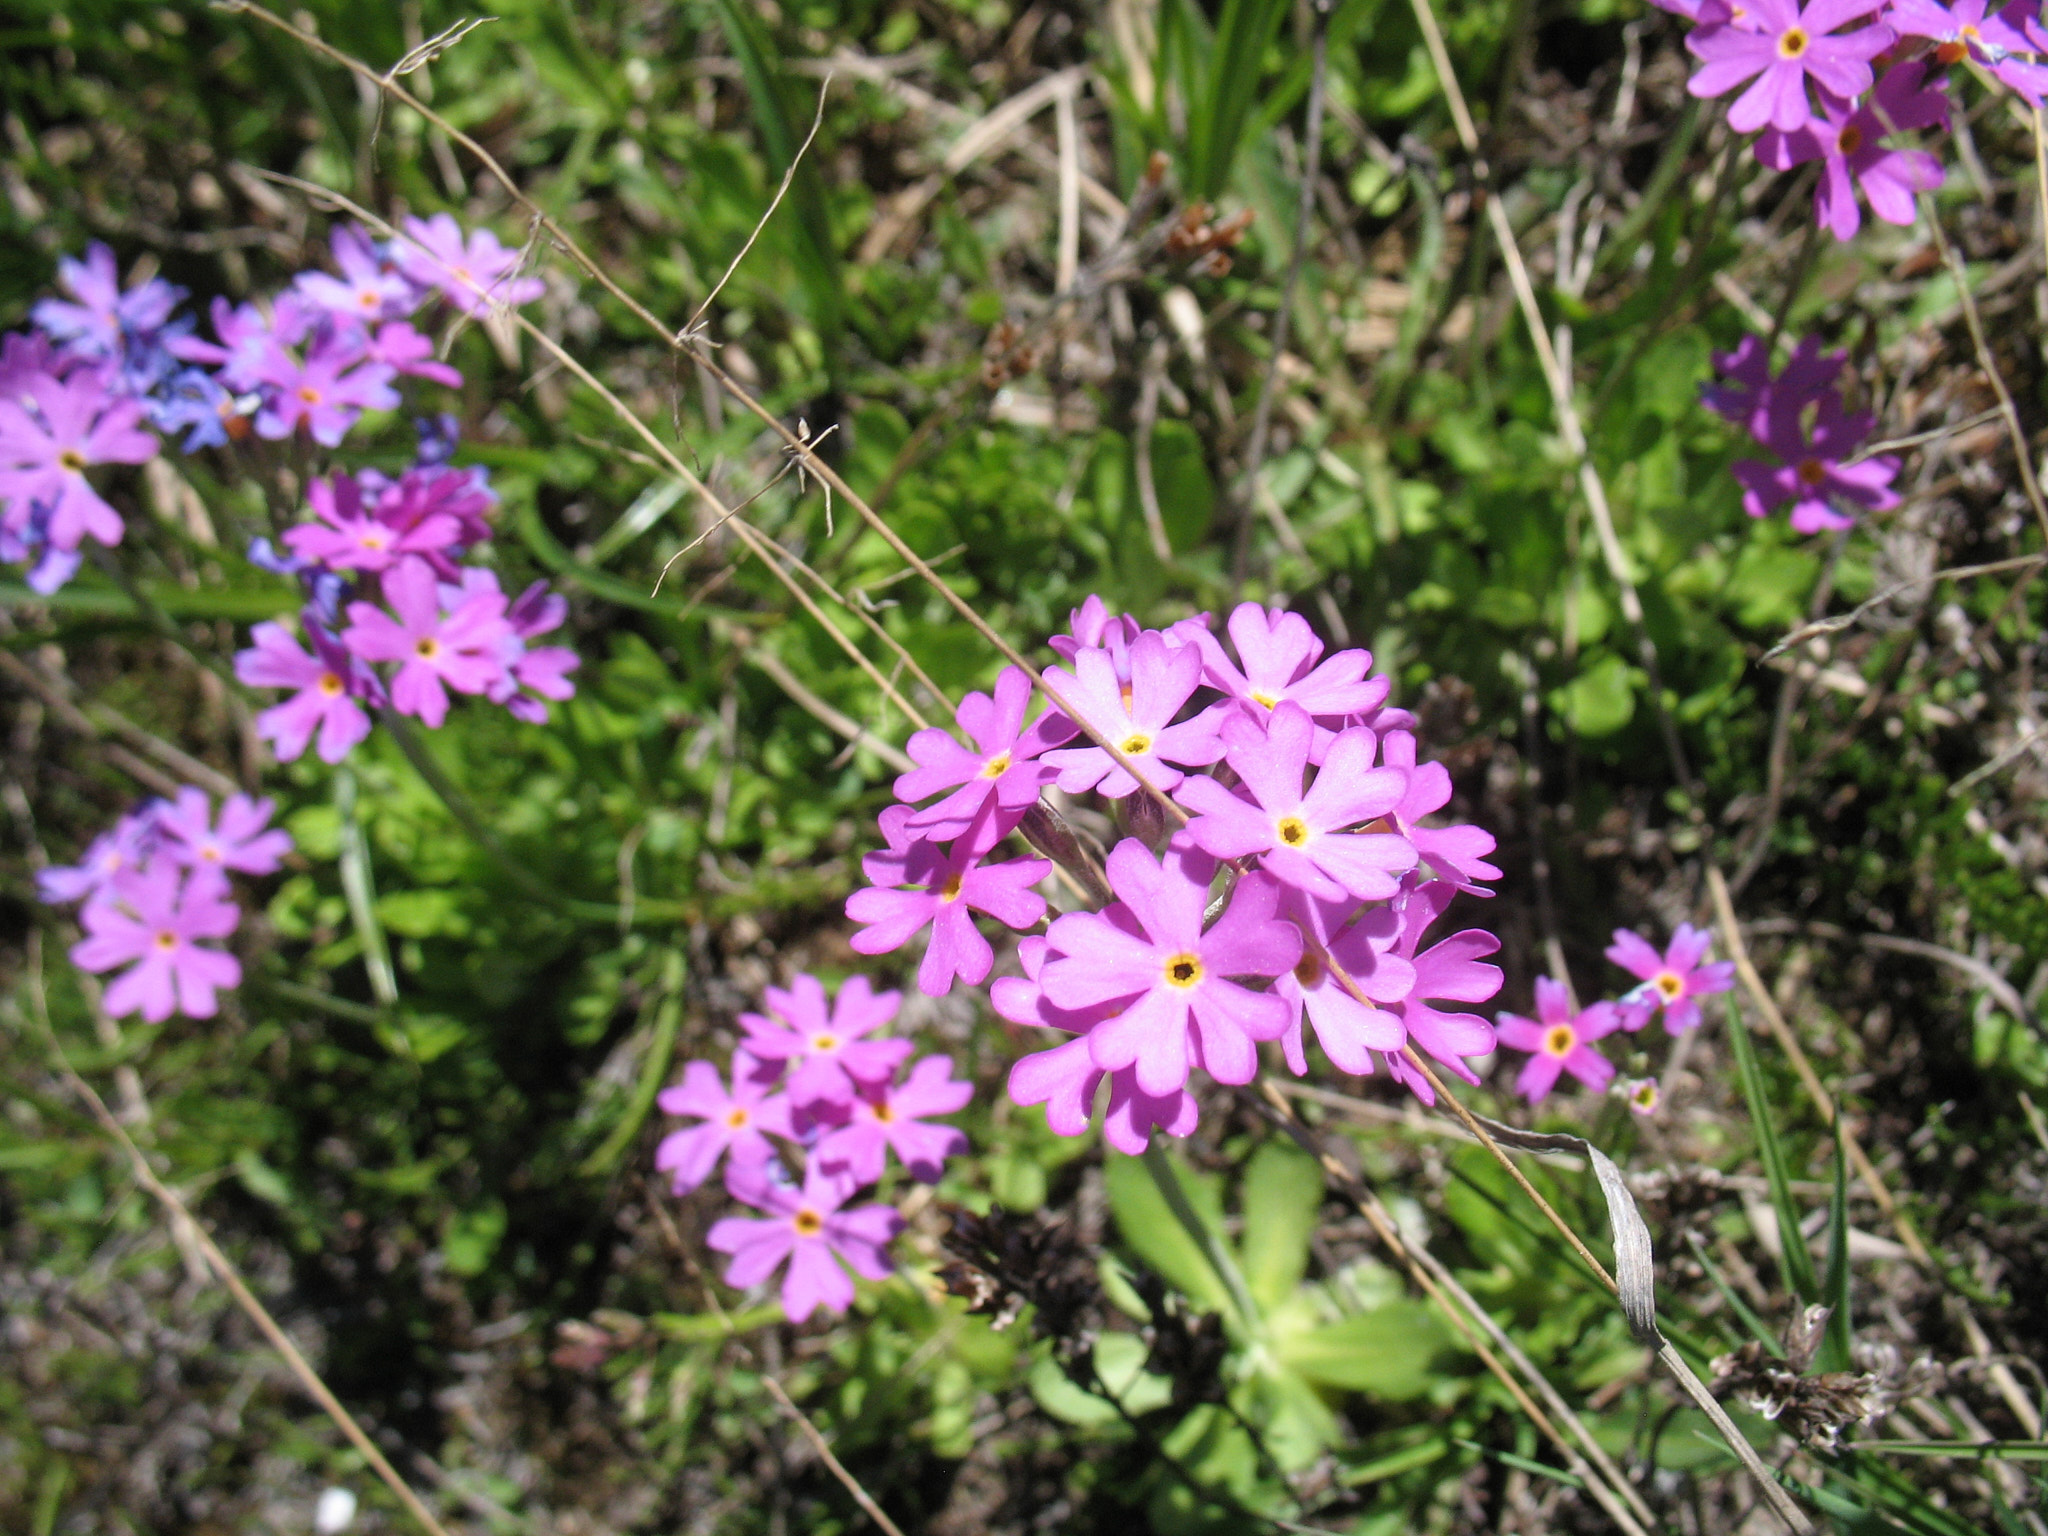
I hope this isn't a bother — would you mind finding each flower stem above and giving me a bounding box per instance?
[1140,1140,1261,1334]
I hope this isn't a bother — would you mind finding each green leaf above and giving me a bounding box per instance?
[1274,1301,1453,1399]
[1104,1148,1232,1315]
[443,1200,507,1278]
[1238,1142,1323,1312]
[1549,651,1638,738]
[1028,1332,1172,1427]
[1726,995,1819,1302]
[1818,1127,1854,1373]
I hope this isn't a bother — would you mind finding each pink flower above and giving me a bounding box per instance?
[235,620,376,764]
[1174,702,1416,902]
[341,556,512,728]
[37,805,161,907]
[398,214,546,317]
[1189,602,1391,746]
[653,1051,795,1193]
[706,1162,902,1324]
[997,935,1200,1154]
[1381,878,1502,1098]
[1702,334,1844,439]
[251,326,399,448]
[1606,923,1735,1034]
[154,786,293,876]
[1686,0,1893,134]
[1732,392,1898,533]
[1041,630,1222,800]
[1889,0,2041,95]
[1627,1078,1663,1116]
[1495,977,1624,1103]
[1381,729,1502,891]
[1758,61,1948,241]
[737,973,911,1113]
[285,471,463,573]
[171,294,313,391]
[1269,888,1416,1076]
[362,321,463,388]
[1041,838,1302,1097]
[293,225,420,324]
[70,861,242,1022]
[894,665,1075,841]
[0,370,157,552]
[814,1054,972,1184]
[30,243,185,362]
[845,807,1050,996]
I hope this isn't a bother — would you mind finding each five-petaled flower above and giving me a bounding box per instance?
[893,665,1074,841]
[70,863,242,1022]
[341,556,512,728]
[706,1163,903,1324]
[814,1054,972,1184]
[235,620,378,764]
[737,973,912,1113]
[1495,977,1625,1104]
[654,1051,795,1193]
[0,370,158,553]
[1686,0,1894,135]
[1607,923,1736,1034]
[154,787,293,876]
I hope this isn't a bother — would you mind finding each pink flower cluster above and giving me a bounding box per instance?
[38,787,293,1023]
[1704,334,1900,533]
[655,974,968,1323]
[1493,923,1735,1108]
[848,597,1504,1152]
[1669,2,2046,241]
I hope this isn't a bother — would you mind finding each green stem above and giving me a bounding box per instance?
[1140,1141,1261,1335]
[334,768,400,1009]
[580,952,687,1177]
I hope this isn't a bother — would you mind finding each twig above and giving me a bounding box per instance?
[760,1376,911,1536]
[20,941,455,1536]
[1762,554,2047,661]
[0,649,240,799]
[1132,334,1176,563]
[1948,719,2048,797]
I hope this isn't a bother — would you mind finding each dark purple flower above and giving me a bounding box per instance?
[1758,61,1948,240]
[1732,392,1898,532]
[1702,334,1843,439]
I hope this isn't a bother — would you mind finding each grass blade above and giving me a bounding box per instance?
[1194,0,1291,197]
[1818,1127,1854,1372]
[1726,994,1819,1303]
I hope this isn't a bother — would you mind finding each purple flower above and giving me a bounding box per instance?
[154,787,293,876]
[235,620,378,764]
[1703,334,1843,438]
[654,1050,795,1193]
[70,861,241,1022]
[1041,838,1302,1097]
[1041,630,1222,799]
[251,326,399,448]
[1495,977,1624,1104]
[341,557,512,728]
[0,370,158,552]
[1889,0,2044,101]
[1759,61,1948,240]
[1189,602,1391,746]
[376,464,498,549]
[293,225,421,324]
[31,244,186,365]
[1381,878,1502,1099]
[399,214,546,316]
[38,806,161,906]
[1732,392,1898,532]
[846,806,1051,996]
[1606,923,1735,1034]
[998,935,1201,1154]
[893,665,1075,841]
[737,973,912,1113]
[457,573,580,723]
[1174,702,1416,902]
[285,471,463,574]
[363,321,463,389]
[706,1161,902,1323]
[1381,729,1502,891]
[1269,888,1417,1076]
[171,295,312,391]
[1686,0,1893,133]
[814,1054,972,1184]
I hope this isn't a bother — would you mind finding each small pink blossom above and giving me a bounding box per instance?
[399,214,546,317]
[235,620,377,764]
[706,1162,902,1323]
[1268,887,1416,1077]
[70,862,242,1022]
[1702,334,1844,440]
[285,471,464,574]
[1380,878,1502,1099]
[1381,729,1502,891]
[38,805,161,907]
[654,1051,795,1193]
[0,370,157,552]
[293,226,420,324]
[1041,630,1222,800]
[251,326,399,448]
[894,665,1074,841]
[814,1054,971,1184]
[154,787,293,876]
[341,556,512,728]
[1686,0,1893,134]
[1190,602,1391,744]
[1495,977,1624,1104]
[737,973,911,1113]
[1607,923,1735,1034]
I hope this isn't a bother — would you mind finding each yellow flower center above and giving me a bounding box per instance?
[154,930,178,951]
[1777,26,1808,58]
[414,637,441,660]
[792,1208,823,1237]
[1654,971,1685,1001]
[725,1107,750,1128]
[1542,1024,1577,1058]
[873,1101,896,1123]
[318,672,345,697]
[812,1034,839,1052]
[980,751,1012,779]
[59,448,87,472]
[1632,1082,1660,1111]
[1249,689,1279,709]
[938,872,965,902]
[297,386,323,405]
[1163,952,1203,989]
[1119,732,1152,756]
[358,529,389,549]
[1276,815,1310,848]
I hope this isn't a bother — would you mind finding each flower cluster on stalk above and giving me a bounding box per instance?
[846,597,1504,1150]
[655,973,969,1323]
[37,788,293,1023]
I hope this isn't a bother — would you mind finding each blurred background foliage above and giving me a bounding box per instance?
[4,0,2048,1532]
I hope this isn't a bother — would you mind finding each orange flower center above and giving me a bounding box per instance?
[1294,952,1324,987]
[1163,952,1203,989]
[297,386,323,405]
[792,1208,823,1237]
[1654,971,1685,1001]
[1542,1024,1577,1057]
[414,637,440,660]
[812,1034,839,1052]
[59,449,87,472]
[1796,457,1827,487]
[938,872,965,902]
[725,1107,750,1128]
[1837,123,1863,155]
[1935,39,1968,63]
[873,1101,896,1123]
[318,672,345,697]
[154,930,178,951]
[1777,26,1808,58]
[1249,689,1279,709]
[1276,815,1310,847]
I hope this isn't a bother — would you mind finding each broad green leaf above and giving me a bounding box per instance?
[1239,1142,1323,1312]
[1275,1301,1453,1399]
[1104,1148,1232,1315]
[1550,652,1639,739]
[1028,1332,1172,1427]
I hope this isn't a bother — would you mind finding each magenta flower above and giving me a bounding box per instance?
[1041,630,1222,799]
[251,327,398,447]
[155,787,293,876]
[737,973,911,1113]
[285,471,463,573]
[1041,839,1302,1097]
[845,807,1050,996]
[1381,878,1502,1098]
[363,321,464,389]
[1890,1,2046,102]
[1495,978,1624,1104]
[1607,923,1735,1034]
[894,665,1075,841]
[1686,0,1893,133]
[30,243,185,363]
[1759,61,1948,241]
[485,577,580,723]
[341,556,512,728]
[374,464,497,549]
[706,1162,902,1323]
[1732,392,1898,532]
[1268,888,1417,1076]
[1702,334,1844,438]
[998,935,1201,1154]
[1190,602,1391,739]
[235,620,376,764]
[70,862,242,1022]
[399,214,546,317]
[814,1054,971,1184]
[0,370,157,552]
[293,225,420,324]
[1174,702,1416,902]
[171,294,313,391]
[653,1051,795,1193]
[1381,729,1502,891]
[37,806,161,907]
